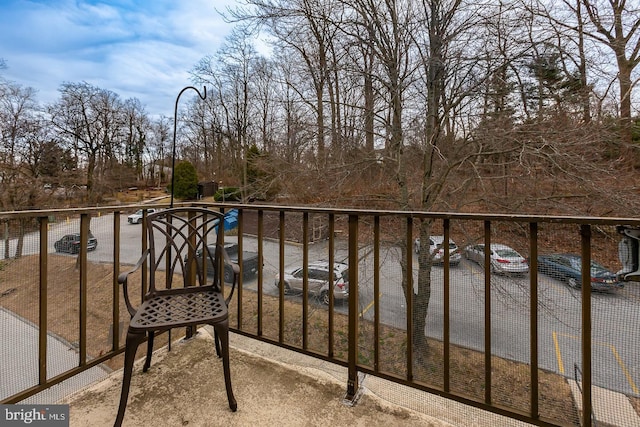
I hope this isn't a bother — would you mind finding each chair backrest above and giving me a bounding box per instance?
[143,207,226,296]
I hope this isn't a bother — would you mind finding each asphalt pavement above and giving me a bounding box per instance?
[0,307,110,403]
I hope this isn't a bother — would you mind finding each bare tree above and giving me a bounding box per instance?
[0,80,44,257]
[229,0,346,167]
[192,26,262,197]
[147,116,172,187]
[121,98,150,183]
[48,82,124,200]
[541,0,640,161]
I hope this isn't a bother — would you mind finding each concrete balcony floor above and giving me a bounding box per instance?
[64,328,529,427]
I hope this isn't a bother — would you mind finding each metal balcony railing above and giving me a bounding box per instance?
[1,203,639,427]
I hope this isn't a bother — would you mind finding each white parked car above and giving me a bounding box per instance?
[464,243,529,275]
[127,208,158,224]
[414,235,461,265]
[275,261,349,305]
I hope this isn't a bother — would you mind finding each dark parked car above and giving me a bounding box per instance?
[537,253,623,292]
[54,232,98,254]
[189,243,259,283]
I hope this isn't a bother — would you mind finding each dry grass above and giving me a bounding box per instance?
[632,397,640,419]
[0,255,174,370]
[233,288,581,425]
[109,188,169,205]
[0,254,590,425]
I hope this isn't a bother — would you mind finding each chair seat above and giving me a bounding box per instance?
[130,288,227,331]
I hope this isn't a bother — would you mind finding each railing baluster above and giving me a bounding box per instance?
[257,210,264,337]
[278,211,285,344]
[443,218,450,392]
[484,220,491,404]
[406,216,413,381]
[237,209,244,329]
[328,213,335,358]
[373,215,380,373]
[79,214,90,366]
[530,222,539,419]
[112,212,121,351]
[581,225,593,427]
[345,214,359,401]
[38,216,48,384]
[302,212,309,350]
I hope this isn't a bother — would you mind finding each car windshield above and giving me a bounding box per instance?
[496,249,520,258]
[568,257,609,274]
[430,238,456,249]
[71,232,95,239]
[590,260,610,275]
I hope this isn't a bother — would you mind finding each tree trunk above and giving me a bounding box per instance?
[14,219,25,259]
[414,220,434,358]
[617,64,634,165]
[3,221,9,260]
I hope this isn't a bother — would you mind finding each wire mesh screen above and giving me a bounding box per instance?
[3,207,639,426]
[0,214,111,403]
[231,210,639,426]
[1,216,40,400]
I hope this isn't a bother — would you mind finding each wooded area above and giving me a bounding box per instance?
[0,0,638,215]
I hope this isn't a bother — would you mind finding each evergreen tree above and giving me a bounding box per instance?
[171,161,198,200]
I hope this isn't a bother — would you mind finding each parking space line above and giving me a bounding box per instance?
[554,331,639,394]
[609,344,639,394]
[359,293,382,318]
[553,331,565,374]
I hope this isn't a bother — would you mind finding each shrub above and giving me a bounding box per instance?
[214,186,241,202]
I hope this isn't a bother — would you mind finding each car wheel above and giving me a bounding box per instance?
[54,244,60,252]
[283,281,291,295]
[568,277,580,289]
[321,290,330,305]
[224,266,233,283]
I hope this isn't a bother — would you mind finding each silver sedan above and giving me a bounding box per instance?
[464,243,529,275]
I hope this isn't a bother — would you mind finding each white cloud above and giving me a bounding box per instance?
[0,0,238,116]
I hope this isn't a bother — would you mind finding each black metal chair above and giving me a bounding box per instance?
[114,207,239,427]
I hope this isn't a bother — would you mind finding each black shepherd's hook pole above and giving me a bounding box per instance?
[170,85,207,208]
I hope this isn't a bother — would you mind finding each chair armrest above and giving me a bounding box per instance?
[118,248,150,317]
[221,247,240,306]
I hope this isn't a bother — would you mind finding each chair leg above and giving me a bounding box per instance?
[213,321,237,412]
[114,329,146,427]
[214,329,221,358]
[143,331,155,373]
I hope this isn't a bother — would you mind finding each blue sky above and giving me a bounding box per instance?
[0,0,238,117]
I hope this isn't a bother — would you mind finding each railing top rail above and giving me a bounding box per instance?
[1,201,639,226]
[0,204,171,220]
